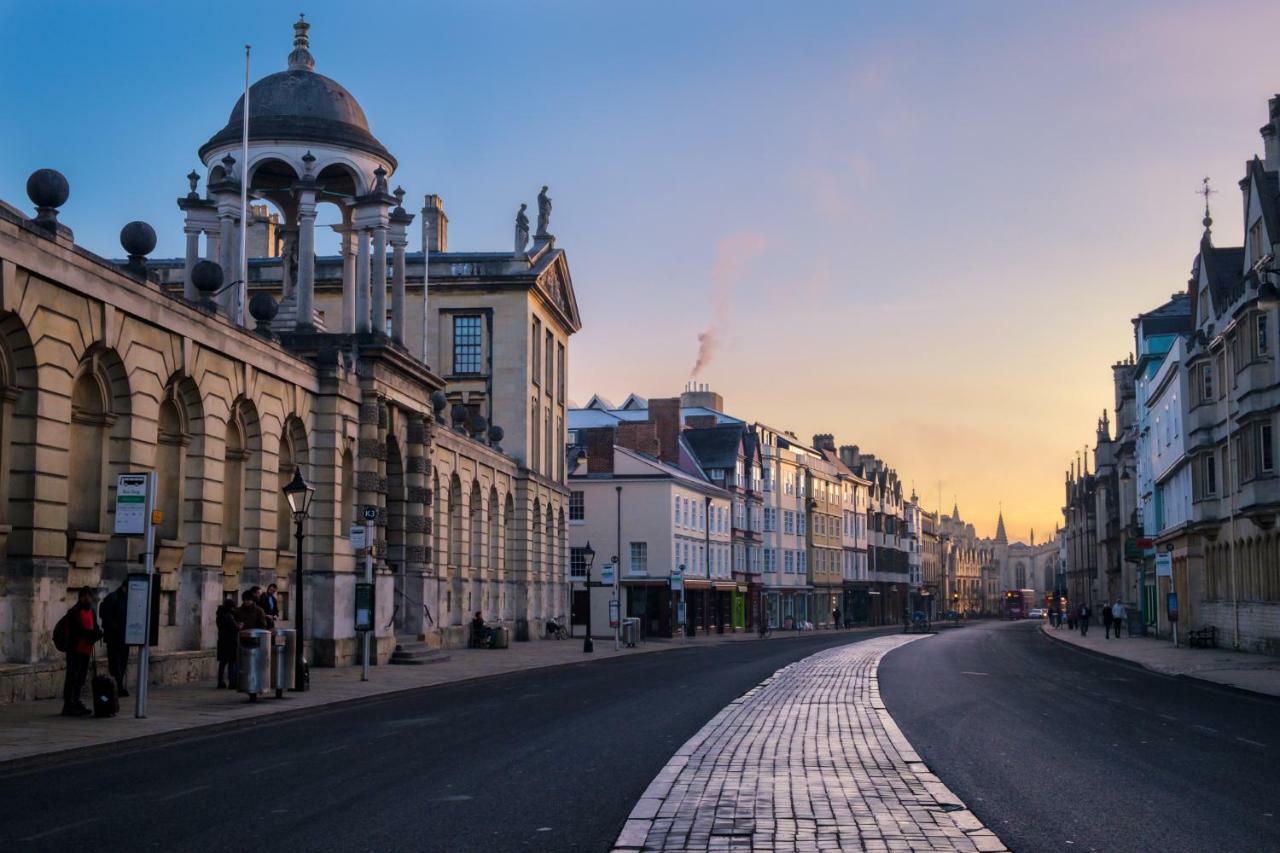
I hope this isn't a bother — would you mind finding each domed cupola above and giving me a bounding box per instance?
[198,15,395,169]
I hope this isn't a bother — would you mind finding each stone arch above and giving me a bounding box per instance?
[339,443,355,535]
[469,480,483,578]
[0,311,37,542]
[68,345,131,535]
[503,492,515,621]
[222,396,262,549]
[156,374,204,543]
[432,469,443,575]
[488,485,501,619]
[545,503,555,619]
[449,473,463,625]
[276,415,309,551]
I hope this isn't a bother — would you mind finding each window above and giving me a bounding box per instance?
[765,548,777,572]
[674,496,681,525]
[784,551,794,573]
[763,466,773,492]
[798,551,807,573]
[764,507,777,532]
[570,547,589,580]
[798,513,807,535]
[1262,424,1275,473]
[557,343,566,401]
[531,319,541,385]
[1201,363,1213,403]
[629,542,647,575]
[784,511,795,534]
[452,315,482,374]
[1205,453,1218,496]
[569,490,585,521]
[1258,313,1269,356]
[545,330,554,389]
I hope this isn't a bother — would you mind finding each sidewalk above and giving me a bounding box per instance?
[1039,622,1280,699]
[0,626,882,768]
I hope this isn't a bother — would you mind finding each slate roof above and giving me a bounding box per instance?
[1133,292,1192,337]
[1249,157,1280,249]
[682,424,744,470]
[1202,244,1246,317]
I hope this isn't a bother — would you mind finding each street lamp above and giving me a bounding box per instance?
[283,467,315,691]
[582,540,596,653]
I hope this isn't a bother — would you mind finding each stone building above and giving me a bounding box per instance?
[0,18,580,702]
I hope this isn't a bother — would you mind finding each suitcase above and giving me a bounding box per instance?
[92,673,119,718]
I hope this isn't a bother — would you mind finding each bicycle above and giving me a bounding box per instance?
[546,617,570,640]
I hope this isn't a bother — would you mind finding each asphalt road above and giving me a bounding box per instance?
[0,629,897,853]
[880,620,1280,853]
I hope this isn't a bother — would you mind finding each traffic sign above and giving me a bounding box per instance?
[670,569,683,592]
[114,473,148,535]
[350,525,366,550]
[364,506,378,521]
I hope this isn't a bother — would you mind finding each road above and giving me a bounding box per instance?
[879,619,1280,853]
[0,629,897,853]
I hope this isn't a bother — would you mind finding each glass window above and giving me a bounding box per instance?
[1261,424,1275,473]
[629,542,647,575]
[569,490,585,521]
[545,330,554,389]
[1258,313,1269,356]
[452,315,482,374]
[531,319,541,385]
[570,547,589,579]
[557,343,566,401]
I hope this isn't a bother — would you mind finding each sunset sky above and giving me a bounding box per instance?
[4,1,1279,540]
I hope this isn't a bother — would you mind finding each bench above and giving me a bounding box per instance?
[1187,625,1217,649]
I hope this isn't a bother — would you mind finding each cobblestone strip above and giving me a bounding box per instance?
[613,636,1007,852]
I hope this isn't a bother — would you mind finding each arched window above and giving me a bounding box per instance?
[449,475,463,568]
[386,437,405,569]
[277,418,309,550]
[68,370,109,533]
[432,472,443,570]
[530,399,540,474]
[340,447,355,533]
[532,499,542,579]
[488,487,500,577]
[223,414,246,546]
[503,493,515,577]
[157,397,185,541]
[470,481,483,575]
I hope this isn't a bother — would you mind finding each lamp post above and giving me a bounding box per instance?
[582,541,596,653]
[283,467,315,691]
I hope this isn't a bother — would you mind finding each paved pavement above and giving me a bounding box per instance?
[0,627,874,767]
[1038,621,1280,697]
[614,635,1006,852]
[0,628,901,852]
[880,620,1280,853]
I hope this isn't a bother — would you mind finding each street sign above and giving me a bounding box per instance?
[363,506,378,521]
[350,525,366,550]
[1167,592,1179,623]
[114,473,148,535]
[601,562,615,586]
[1155,553,1172,577]
[677,602,686,624]
[354,582,374,632]
[124,574,150,645]
[670,569,683,592]
[609,598,619,628]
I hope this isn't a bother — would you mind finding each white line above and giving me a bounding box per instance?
[1193,724,1220,735]
[20,817,99,842]
[249,760,294,775]
[316,744,349,755]
[1237,736,1268,748]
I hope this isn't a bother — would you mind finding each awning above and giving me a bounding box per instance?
[622,577,673,586]
[682,578,711,589]
[711,581,738,591]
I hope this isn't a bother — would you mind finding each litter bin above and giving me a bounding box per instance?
[238,629,272,702]
[515,618,529,642]
[622,617,640,648]
[491,625,509,649]
[272,629,297,697]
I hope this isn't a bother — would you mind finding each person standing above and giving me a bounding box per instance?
[234,589,271,631]
[99,580,129,697]
[60,588,101,716]
[1112,599,1127,639]
[1078,602,1091,637]
[1102,601,1114,638]
[215,594,242,689]
[260,583,280,621]
[832,608,841,630]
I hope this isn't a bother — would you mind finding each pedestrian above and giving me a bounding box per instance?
[1102,602,1114,638]
[99,579,130,697]
[1112,599,1126,639]
[260,583,280,621]
[1066,607,1075,630]
[233,589,272,630]
[832,608,841,630]
[215,594,242,689]
[1079,603,1091,637]
[57,587,102,716]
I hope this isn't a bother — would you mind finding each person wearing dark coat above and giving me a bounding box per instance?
[61,587,102,716]
[215,595,242,689]
[260,583,280,620]
[100,580,130,697]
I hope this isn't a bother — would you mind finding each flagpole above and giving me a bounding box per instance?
[239,44,251,325]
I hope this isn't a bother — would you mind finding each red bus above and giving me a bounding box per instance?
[1002,589,1033,619]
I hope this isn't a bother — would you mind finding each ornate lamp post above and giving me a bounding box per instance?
[582,541,596,653]
[283,467,315,691]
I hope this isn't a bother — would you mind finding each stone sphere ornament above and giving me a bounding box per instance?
[120,221,157,257]
[26,168,69,210]
[249,292,279,328]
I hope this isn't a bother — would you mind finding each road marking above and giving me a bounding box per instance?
[20,817,99,842]
[316,744,349,755]
[157,785,209,802]
[1237,736,1268,748]
[431,794,473,802]
[1193,724,1220,735]
[960,671,989,676]
[250,760,294,775]
[1159,714,1178,722]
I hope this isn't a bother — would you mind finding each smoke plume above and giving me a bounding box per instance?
[690,232,767,378]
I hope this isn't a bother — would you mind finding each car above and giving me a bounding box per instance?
[1027,608,1046,619]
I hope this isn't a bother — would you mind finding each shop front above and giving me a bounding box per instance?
[624,579,674,638]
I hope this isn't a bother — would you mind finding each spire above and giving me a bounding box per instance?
[952,499,959,520]
[1198,176,1216,246]
[1031,527,1036,546]
[288,13,315,71]
[995,506,1007,544]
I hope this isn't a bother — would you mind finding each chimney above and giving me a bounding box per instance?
[422,194,448,253]
[581,427,616,474]
[685,415,718,429]
[649,397,682,466]
[616,421,660,458]
[679,385,724,412]
[1265,96,1280,171]
[812,433,835,452]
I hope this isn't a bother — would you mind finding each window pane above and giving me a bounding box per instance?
[453,316,482,374]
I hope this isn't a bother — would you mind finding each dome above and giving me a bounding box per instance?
[198,17,395,168]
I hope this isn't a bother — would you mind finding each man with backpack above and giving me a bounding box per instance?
[57,587,102,716]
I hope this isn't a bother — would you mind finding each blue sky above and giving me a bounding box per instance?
[3,1,1279,538]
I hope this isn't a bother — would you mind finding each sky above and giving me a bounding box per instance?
[3,0,1279,541]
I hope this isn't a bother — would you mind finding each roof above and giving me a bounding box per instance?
[682,424,745,469]
[1133,293,1191,338]
[1249,157,1280,251]
[1201,244,1246,318]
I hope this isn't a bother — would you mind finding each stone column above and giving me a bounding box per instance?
[183,224,201,300]
[355,227,371,334]
[295,191,317,331]
[337,227,356,333]
[218,210,237,316]
[371,224,388,336]
[402,413,430,636]
[390,230,407,344]
[205,228,220,277]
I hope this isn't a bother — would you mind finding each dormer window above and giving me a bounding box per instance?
[1249,219,1265,266]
